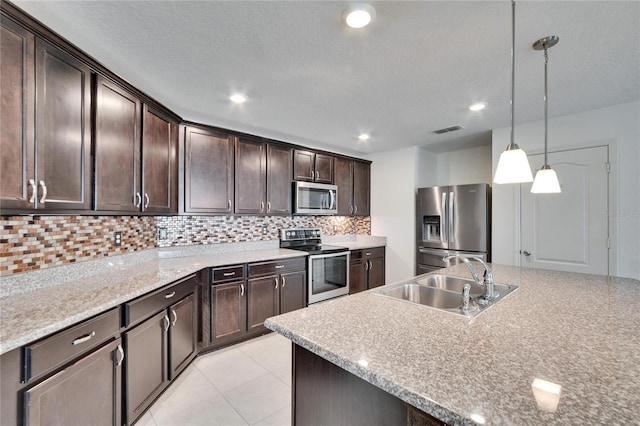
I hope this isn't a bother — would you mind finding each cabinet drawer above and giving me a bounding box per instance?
[125,275,196,327]
[350,247,385,261]
[248,257,306,277]
[211,265,245,284]
[24,307,120,382]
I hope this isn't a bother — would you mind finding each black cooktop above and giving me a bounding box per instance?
[288,244,348,255]
[279,227,348,255]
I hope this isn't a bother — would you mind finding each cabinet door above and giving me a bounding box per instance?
[124,310,169,424]
[266,144,292,215]
[23,338,122,426]
[169,293,197,380]
[352,161,370,216]
[349,261,367,294]
[142,105,178,213]
[184,127,234,213]
[235,138,266,214]
[334,157,353,216]
[94,76,140,212]
[314,153,334,184]
[293,150,314,182]
[247,276,279,334]
[35,39,91,211]
[367,257,385,289]
[279,270,306,314]
[0,17,35,210]
[211,281,247,344]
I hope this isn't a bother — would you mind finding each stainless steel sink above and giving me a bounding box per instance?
[415,274,485,297]
[376,275,518,318]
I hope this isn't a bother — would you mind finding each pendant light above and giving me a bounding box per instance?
[530,36,561,193]
[493,0,534,184]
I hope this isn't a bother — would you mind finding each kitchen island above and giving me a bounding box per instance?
[265,264,640,425]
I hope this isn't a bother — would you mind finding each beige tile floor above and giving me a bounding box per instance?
[136,333,292,426]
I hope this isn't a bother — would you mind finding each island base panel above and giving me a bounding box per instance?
[292,344,445,426]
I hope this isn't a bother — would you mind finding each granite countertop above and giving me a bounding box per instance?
[0,242,303,354]
[323,235,387,251]
[265,264,640,425]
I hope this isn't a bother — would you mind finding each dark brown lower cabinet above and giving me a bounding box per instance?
[349,247,386,294]
[124,277,197,425]
[293,344,446,426]
[23,338,123,426]
[279,270,306,315]
[247,275,279,334]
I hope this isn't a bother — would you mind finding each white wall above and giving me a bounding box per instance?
[367,146,422,284]
[436,145,492,186]
[492,101,640,279]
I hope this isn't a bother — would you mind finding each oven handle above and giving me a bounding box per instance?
[307,251,350,261]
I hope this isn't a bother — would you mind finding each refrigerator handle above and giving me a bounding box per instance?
[441,192,448,244]
[449,191,455,243]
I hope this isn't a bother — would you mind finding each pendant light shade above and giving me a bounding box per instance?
[531,166,561,193]
[531,35,561,194]
[494,145,534,183]
[494,0,533,185]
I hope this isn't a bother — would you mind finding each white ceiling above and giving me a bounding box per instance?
[12,1,640,156]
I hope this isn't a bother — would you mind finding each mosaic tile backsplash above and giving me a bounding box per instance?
[0,215,370,276]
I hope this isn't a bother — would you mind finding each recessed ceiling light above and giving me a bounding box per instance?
[343,4,376,29]
[229,94,247,104]
[358,133,370,141]
[469,102,487,111]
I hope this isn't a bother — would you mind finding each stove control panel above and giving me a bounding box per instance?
[280,228,322,241]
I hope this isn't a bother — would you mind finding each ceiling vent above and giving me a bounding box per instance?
[432,125,465,135]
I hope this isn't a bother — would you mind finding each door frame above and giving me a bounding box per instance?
[516,141,616,275]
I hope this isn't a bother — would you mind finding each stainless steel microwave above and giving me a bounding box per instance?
[293,181,337,215]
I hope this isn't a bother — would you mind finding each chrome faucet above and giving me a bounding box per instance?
[443,254,496,301]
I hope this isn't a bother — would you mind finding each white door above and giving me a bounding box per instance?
[520,146,609,274]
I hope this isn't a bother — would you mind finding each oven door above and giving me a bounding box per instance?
[308,251,350,304]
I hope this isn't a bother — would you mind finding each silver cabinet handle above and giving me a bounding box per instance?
[281,276,286,288]
[364,261,369,271]
[72,331,95,345]
[135,192,142,208]
[260,201,264,213]
[223,272,236,277]
[164,291,176,299]
[311,171,315,181]
[38,180,47,203]
[368,260,373,271]
[116,344,125,367]
[171,309,177,327]
[228,199,232,211]
[354,205,358,214]
[275,265,284,269]
[275,277,279,289]
[163,315,170,332]
[349,205,353,215]
[28,179,37,204]
[267,201,271,213]
[365,252,372,256]
[240,283,245,296]
[144,193,150,209]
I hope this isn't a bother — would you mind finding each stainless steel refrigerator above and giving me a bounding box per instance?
[416,184,491,275]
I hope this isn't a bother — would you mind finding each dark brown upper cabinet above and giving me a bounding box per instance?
[0,16,34,210]
[141,105,178,214]
[94,77,141,212]
[0,20,91,212]
[235,138,292,215]
[293,150,334,184]
[335,157,371,216]
[94,79,178,214]
[184,126,234,214]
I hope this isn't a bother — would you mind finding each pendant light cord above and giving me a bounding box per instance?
[544,45,549,167]
[509,0,515,148]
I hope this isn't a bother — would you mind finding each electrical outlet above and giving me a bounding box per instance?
[113,231,122,246]
[333,225,337,232]
[158,227,168,240]
[261,226,268,235]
